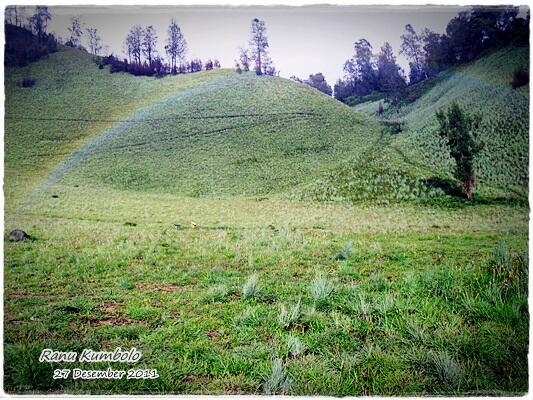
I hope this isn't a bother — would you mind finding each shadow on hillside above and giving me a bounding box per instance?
[423,176,528,207]
[423,177,464,198]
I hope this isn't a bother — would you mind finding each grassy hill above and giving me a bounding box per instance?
[348,46,529,204]
[6,45,386,211]
[5,46,233,209]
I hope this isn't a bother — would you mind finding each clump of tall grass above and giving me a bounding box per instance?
[286,335,305,357]
[242,273,260,299]
[310,272,335,302]
[278,299,302,329]
[204,283,229,303]
[488,240,528,297]
[264,358,292,394]
[430,351,461,387]
[334,241,355,260]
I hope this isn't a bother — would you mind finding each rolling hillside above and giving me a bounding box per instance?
[6,45,384,209]
[348,46,529,204]
[4,46,233,208]
[6,44,528,210]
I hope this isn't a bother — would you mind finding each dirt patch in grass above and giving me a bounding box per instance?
[135,282,192,292]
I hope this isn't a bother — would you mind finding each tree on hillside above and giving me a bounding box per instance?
[304,73,333,96]
[28,6,51,40]
[376,42,406,95]
[87,28,102,58]
[125,25,144,65]
[343,38,378,96]
[238,46,251,72]
[421,28,450,75]
[6,5,27,27]
[400,24,426,83]
[436,101,483,201]
[333,78,355,102]
[143,25,158,68]
[165,19,187,74]
[249,18,269,75]
[66,16,83,47]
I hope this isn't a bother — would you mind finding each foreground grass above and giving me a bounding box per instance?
[4,192,528,395]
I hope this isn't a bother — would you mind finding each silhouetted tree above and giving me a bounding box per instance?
[436,101,483,201]
[66,16,83,47]
[125,25,143,65]
[376,42,406,94]
[333,79,356,102]
[344,38,378,95]
[238,46,250,72]
[304,73,333,96]
[205,59,213,70]
[87,27,102,58]
[213,59,221,68]
[249,18,269,75]
[143,25,158,67]
[165,19,187,74]
[5,6,15,25]
[28,6,51,40]
[400,24,426,83]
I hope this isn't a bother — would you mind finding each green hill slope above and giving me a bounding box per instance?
[344,46,529,204]
[4,46,233,208]
[6,47,383,205]
[6,45,528,210]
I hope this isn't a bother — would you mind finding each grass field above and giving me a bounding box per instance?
[3,44,529,395]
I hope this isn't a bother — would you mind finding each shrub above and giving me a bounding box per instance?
[489,241,528,297]
[242,273,260,299]
[20,78,36,88]
[264,358,291,394]
[512,67,529,89]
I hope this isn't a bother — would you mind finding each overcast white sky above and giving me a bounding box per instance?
[45,5,469,84]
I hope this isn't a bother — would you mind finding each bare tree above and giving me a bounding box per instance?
[125,25,144,65]
[165,18,187,74]
[249,18,269,75]
[238,46,250,72]
[143,25,158,67]
[67,16,83,47]
[87,27,102,58]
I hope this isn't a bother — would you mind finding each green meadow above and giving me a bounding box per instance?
[4,44,529,395]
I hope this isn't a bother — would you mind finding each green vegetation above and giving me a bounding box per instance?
[4,43,528,395]
[352,46,529,204]
[5,46,232,208]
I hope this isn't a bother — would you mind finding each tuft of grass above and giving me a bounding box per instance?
[309,272,335,305]
[116,277,134,290]
[278,299,302,329]
[430,351,461,388]
[264,358,292,395]
[286,335,305,357]
[242,273,260,299]
[335,241,355,260]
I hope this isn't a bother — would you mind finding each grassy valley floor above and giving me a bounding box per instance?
[4,188,529,394]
